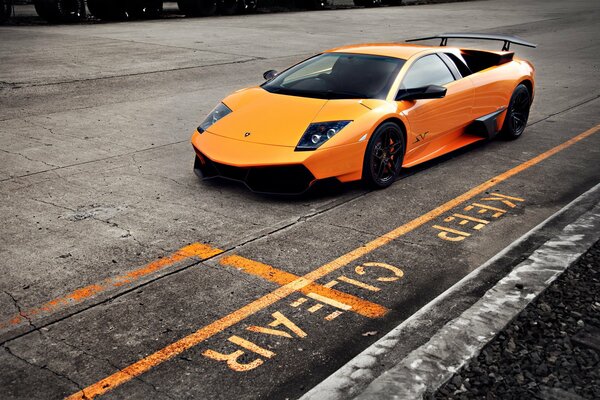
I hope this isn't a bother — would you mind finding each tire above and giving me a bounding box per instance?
[177,0,218,16]
[500,83,531,140]
[362,122,405,189]
[87,0,127,20]
[33,0,85,22]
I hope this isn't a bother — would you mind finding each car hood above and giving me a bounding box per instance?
[206,87,374,147]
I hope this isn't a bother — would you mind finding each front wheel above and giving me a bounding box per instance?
[500,83,531,140]
[362,122,405,189]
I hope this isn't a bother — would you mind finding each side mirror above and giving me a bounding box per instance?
[263,70,278,81]
[396,85,447,101]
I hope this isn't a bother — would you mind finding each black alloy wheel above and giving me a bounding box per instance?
[501,83,531,139]
[363,122,405,189]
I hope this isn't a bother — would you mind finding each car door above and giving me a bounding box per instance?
[398,53,474,162]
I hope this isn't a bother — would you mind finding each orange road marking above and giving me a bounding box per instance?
[290,298,307,307]
[307,304,324,313]
[65,123,600,400]
[0,243,222,331]
[246,325,292,338]
[325,311,344,321]
[337,276,381,292]
[219,255,388,318]
[470,202,507,213]
[228,335,275,358]
[452,213,490,224]
[432,225,471,237]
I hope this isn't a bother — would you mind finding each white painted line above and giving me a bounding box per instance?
[300,183,600,400]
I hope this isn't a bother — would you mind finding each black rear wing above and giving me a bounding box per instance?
[406,33,537,51]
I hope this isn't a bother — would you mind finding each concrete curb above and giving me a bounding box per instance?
[300,183,600,400]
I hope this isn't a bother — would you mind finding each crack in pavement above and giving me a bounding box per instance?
[3,291,39,332]
[0,147,60,168]
[529,94,600,126]
[5,57,264,89]
[30,197,152,250]
[83,33,264,60]
[3,344,88,398]
[58,338,177,400]
[0,139,188,183]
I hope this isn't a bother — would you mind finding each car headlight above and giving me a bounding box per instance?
[198,103,232,133]
[295,121,352,151]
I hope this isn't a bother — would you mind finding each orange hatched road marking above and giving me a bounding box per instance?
[66,123,600,400]
[0,243,223,331]
[219,254,388,318]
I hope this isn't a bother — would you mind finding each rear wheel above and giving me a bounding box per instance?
[362,122,405,189]
[501,83,531,140]
[34,0,86,22]
[177,0,218,16]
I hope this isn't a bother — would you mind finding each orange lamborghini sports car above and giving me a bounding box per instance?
[191,33,536,194]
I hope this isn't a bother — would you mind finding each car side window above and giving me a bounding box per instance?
[400,54,455,89]
[444,53,472,77]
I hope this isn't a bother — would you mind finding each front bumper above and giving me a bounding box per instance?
[191,130,366,194]
[193,151,317,194]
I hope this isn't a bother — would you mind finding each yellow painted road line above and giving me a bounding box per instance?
[0,243,223,331]
[219,255,388,318]
[66,123,600,400]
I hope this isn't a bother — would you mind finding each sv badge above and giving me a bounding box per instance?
[412,131,429,143]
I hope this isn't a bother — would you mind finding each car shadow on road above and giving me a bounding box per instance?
[197,138,494,203]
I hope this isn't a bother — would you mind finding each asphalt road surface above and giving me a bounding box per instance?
[1,0,599,399]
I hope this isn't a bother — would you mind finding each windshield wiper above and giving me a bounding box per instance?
[262,86,367,99]
[324,89,367,99]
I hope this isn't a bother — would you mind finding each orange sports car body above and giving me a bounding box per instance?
[191,33,536,194]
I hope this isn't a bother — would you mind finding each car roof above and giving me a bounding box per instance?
[324,43,438,60]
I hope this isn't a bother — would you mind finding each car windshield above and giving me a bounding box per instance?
[262,53,405,100]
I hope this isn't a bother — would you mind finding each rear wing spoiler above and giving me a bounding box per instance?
[406,33,537,51]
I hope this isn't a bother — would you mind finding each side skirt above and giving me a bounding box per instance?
[467,108,507,139]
